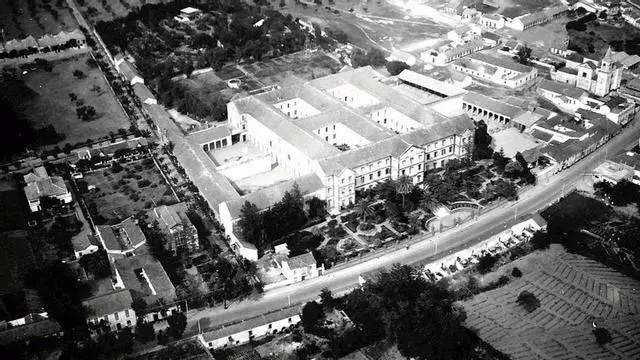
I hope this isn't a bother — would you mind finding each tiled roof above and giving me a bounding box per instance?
[512,111,544,128]
[482,31,501,42]
[0,319,61,346]
[538,79,585,99]
[201,306,301,342]
[611,152,640,170]
[530,129,554,143]
[114,254,176,304]
[469,52,534,74]
[398,69,465,97]
[187,125,232,145]
[285,252,317,269]
[155,203,189,229]
[82,289,133,318]
[133,83,155,102]
[96,225,119,251]
[145,104,240,212]
[294,108,393,143]
[119,218,146,248]
[23,176,68,201]
[319,137,411,175]
[557,66,578,75]
[224,173,324,219]
[399,115,474,146]
[118,61,141,81]
[463,92,523,118]
[515,12,548,26]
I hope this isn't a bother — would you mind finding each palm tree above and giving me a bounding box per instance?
[354,198,374,223]
[395,176,414,210]
[419,186,437,212]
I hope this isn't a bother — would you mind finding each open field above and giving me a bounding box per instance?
[82,157,177,224]
[281,0,449,52]
[452,0,558,18]
[462,245,640,359]
[0,0,78,39]
[2,54,130,149]
[502,17,569,49]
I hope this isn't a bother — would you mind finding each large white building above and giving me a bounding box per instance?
[550,47,623,97]
[172,67,474,259]
[23,166,72,212]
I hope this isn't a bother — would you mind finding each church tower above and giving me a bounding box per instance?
[594,46,614,97]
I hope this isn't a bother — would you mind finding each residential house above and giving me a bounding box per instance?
[149,202,199,254]
[551,47,623,97]
[0,317,62,346]
[386,50,417,67]
[592,159,635,184]
[280,252,323,282]
[115,58,144,85]
[23,166,72,212]
[479,14,505,29]
[608,151,640,185]
[95,218,147,257]
[83,289,136,333]
[133,83,157,105]
[176,7,202,22]
[537,79,589,113]
[452,52,538,88]
[72,233,101,259]
[420,38,486,66]
[112,254,178,322]
[198,306,301,350]
[75,137,148,162]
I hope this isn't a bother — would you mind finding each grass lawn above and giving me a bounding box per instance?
[568,20,640,58]
[6,54,130,148]
[0,230,38,295]
[82,157,178,224]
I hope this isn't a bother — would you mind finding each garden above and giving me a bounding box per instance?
[79,156,178,224]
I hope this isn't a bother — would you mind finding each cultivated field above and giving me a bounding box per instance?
[0,0,78,39]
[461,246,640,359]
[4,54,130,149]
[82,157,178,224]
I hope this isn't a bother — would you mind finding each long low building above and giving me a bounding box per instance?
[198,306,301,349]
[452,52,538,88]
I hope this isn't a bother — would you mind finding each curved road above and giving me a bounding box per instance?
[185,116,640,336]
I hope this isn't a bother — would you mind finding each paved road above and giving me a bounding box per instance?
[183,116,640,337]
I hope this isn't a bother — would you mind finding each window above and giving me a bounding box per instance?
[328,187,332,194]
[117,323,122,330]
[269,141,272,147]
[418,164,422,170]
[325,127,328,132]
[377,170,381,177]
[289,318,292,323]
[401,169,405,175]
[333,124,336,130]
[269,324,272,329]
[433,152,437,158]
[385,159,390,164]
[441,149,445,155]
[317,129,321,134]
[249,330,253,336]
[385,168,390,174]
[369,174,373,180]
[333,134,336,139]
[125,310,130,317]
[426,154,430,160]
[115,312,119,321]
[341,178,344,184]
[360,176,364,183]
[127,320,131,325]
[325,136,329,141]
[449,146,453,153]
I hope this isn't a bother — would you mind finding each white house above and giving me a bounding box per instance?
[198,306,301,349]
[175,7,202,22]
[280,252,323,282]
[95,218,147,257]
[83,289,136,333]
[72,233,100,259]
[23,166,72,212]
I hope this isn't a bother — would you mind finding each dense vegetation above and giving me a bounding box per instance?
[304,265,509,359]
[95,0,313,120]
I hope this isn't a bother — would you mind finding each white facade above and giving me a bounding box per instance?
[199,311,301,350]
[87,308,136,332]
[74,243,99,259]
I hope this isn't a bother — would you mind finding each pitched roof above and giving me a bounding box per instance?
[398,69,465,97]
[462,92,523,118]
[0,319,61,345]
[82,289,133,318]
[97,218,146,252]
[118,61,141,81]
[114,254,176,304]
[223,173,324,219]
[469,52,534,74]
[119,218,147,248]
[201,306,301,342]
[23,169,69,201]
[133,83,155,102]
[482,31,501,42]
[145,104,240,212]
[514,12,548,26]
[538,79,586,99]
[284,252,316,269]
[187,125,232,145]
[151,202,191,231]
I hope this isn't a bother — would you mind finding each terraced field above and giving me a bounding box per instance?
[461,247,640,359]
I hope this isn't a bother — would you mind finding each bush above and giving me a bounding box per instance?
[516,290,540,312]
[593,327,612,345]
[137,179,151,187]
[359,222,375,231]
[511,267,522,278]
[477,254,499,274]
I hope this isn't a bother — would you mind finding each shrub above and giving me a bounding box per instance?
[516,290,540,312]
[511,267,522,278]
[359,222,375,231]
[137,179,151,187]
[593,327,612,345]
[477,254,498,274]
[328,219,338,228]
